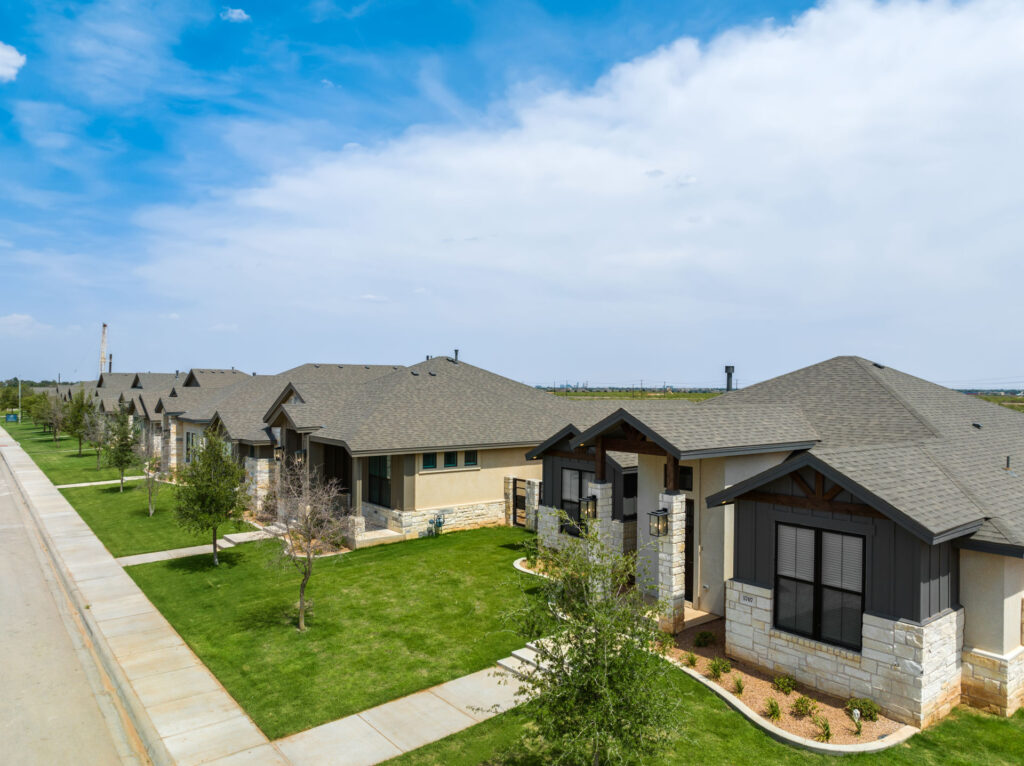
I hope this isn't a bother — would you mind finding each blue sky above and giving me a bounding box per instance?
[2,1,1024,391]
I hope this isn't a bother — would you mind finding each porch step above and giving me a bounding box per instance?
[223,530,271,545]
[496,656,536,679]
[511,647,542,668]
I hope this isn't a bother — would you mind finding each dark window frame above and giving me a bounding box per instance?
[773,521,865,652]
[663,463,694,491]
[443,451,458,468]
[422,452,437,470]
[560,467,594,537]
[464,450,478,467]
[368,455,391,507]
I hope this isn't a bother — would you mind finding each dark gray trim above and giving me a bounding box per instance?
[526,424,582,460]
[705,451,981,546]
[573,409,682,458]
[955,538,1024,559]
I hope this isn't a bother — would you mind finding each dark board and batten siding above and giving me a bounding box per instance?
[733,470,959,624]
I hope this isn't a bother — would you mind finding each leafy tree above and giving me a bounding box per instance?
[133,432,161,517]
[105,406,137,491]
[65,389,93,456]
[276,459,348,631]
[83,407,107,470]
[505,513,676,765]
[174,433,248,565]
[0,385,17,411]
[46,395,67,442]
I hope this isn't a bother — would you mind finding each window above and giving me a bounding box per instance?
[185,431,196,463]
[774,523,864,651]
[422,452,437,470]
[560,467,595,537]
[464,450,478,467]
[368,456,391,506]
[663,464,694,491]
[622,472,638,519]
[444,451,458,468]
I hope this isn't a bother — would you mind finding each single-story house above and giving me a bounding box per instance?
[262,355,609,538]
[530,356,1024,727]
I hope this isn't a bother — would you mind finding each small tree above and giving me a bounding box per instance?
[276,459,349,631]
[83,408,107,470]
[505,514,676,765]
[47,395,67,442]
[66,389,93,456]
[134,436,162,517]
[174,433,248,565]
[105,406,137,491]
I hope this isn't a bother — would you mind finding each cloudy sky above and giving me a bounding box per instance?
[1,0,1022,390]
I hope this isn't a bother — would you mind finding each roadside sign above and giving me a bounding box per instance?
[5,414,18,422]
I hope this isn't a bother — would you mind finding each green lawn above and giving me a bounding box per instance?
[387,665,1024,766]
[60,482,253,558]
[3,419,143,485]
[126,526,541,739]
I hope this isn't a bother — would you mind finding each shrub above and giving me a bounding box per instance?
[694,630,716,647]
[708,657,732,681]
[813,715,832,743]
[765,698,782,722]
[733,674,744,696]
[773,674,797,695]
[684,651,698,667]
[791,696,818,719]
[846,697,880,722]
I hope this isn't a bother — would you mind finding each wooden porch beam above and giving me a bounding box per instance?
[601,437,670,457]
[595,437,606,482]
[666,455,680,491]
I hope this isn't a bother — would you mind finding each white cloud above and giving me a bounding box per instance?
[135,0,1024,382]
[220,7,251,23]
[0,41,26,82]
[161,312,180,320]
[0,314,51,337]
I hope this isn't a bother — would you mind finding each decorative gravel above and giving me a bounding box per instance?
[670,619,902,745]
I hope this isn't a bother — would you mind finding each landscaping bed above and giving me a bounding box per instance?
[670,619,901,745]
[126,526,540,739]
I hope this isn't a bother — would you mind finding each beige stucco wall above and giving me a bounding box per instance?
[961,549,1024,655]
[412,446,541,511]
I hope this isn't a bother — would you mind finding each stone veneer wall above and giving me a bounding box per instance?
[361,500,506,537]
[961,646,1024,716]
[244,457,274,511]
[726,579,963,727]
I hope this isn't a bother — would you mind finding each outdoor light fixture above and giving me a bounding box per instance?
[649,508,669,538]
[581,496,598,520]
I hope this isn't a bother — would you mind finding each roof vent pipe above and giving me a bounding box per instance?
[454,349,459,362]
[109,354,113,374]
[725,365,734,391]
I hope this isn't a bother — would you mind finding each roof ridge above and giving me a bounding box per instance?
[852,357,943,440]
[917,441,989,517]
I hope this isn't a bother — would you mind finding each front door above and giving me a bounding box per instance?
[684,499,695,602]
[368,455,391,506]
[513,478,527,527]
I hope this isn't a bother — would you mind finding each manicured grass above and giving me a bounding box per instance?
[3,420,143,485]
[61,483,253,558]
[388,666,1024,766]
[126,526,541,739]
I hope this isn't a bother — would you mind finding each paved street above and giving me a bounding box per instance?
[0,460,131,765]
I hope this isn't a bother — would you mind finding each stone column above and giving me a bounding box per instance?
[524,478,541,532]
[503,476,515,525]
[658,490,687,633]
[588,480,621,554]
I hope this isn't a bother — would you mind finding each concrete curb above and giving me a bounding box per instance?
[668,657,919,755]
[0,445,174,766]
[512,556,548,578]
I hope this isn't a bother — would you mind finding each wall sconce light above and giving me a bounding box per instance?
[649,508,669,537]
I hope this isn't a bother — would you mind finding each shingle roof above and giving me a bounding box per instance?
[702,356,1024,551]
[213,364,405,443]
[131,372,181,389]
[182,368,251,389]
[97,373,137,390]
[286,359,620,454]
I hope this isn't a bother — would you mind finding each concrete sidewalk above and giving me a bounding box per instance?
[117,531,271,567]
[0,427,280,766]
[276,667,525,766]
[2,426,529,765]
[57,476,146,489]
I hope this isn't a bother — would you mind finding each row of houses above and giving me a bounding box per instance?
[55,355,1024,729]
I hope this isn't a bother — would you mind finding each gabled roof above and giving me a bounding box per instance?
[270,358,619,455]
[697,356,1024,553]
[130,372,180,389]
[181,368,251,388]
[97,373,136,390]
[156,384,243,420]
